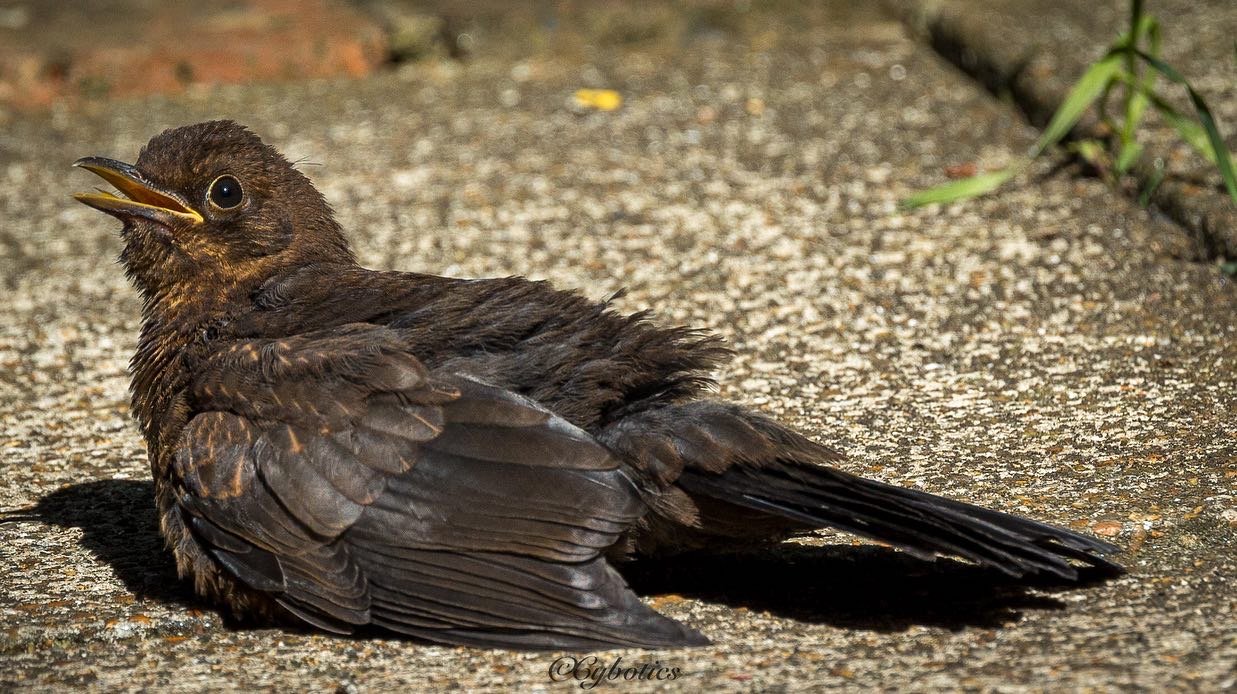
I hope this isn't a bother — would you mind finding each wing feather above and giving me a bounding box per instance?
[174,324,704,648]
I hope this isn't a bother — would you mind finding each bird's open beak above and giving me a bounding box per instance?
[73,157,204,227]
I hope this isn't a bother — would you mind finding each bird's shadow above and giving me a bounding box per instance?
[8,479,198,608]
[623,544,1114,632]
[13,480,1117,633]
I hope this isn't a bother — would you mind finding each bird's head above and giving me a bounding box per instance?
[74,120,354,311]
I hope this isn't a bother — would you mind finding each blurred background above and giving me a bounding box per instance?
[1,0,864,108]
[1,0,1232,254]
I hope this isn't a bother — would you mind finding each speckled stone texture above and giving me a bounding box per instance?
[1,2,1234,691]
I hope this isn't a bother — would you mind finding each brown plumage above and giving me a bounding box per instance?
[74,120,1121,650]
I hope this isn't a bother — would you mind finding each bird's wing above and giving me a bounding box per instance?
[174,323,705,649]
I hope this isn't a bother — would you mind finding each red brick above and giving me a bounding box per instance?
[0,0,389,109]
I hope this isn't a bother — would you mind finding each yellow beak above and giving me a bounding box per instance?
[73,157,204,226]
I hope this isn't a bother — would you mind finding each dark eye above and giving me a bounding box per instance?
[209,175,243,209]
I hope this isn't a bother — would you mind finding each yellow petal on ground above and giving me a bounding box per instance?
[573,88,623,111]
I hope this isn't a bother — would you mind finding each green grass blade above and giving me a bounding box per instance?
[1073,139,1108,168]
[1116,16,1159,175]
[1032,52,1123,157]
[1117,93,1149,174]
[1146,16,1162,59]
[1115,72,1220,165]
[1129,0,1145,38]
[901,168,1019,209]
[1149,97,1219,165]
[1134,48,1237,202]
[1116,141,1144,173]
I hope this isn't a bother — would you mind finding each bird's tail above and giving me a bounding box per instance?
[678,461,1122,580]
[605,402,1122,580]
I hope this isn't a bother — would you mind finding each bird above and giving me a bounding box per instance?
[73,120,1121,650]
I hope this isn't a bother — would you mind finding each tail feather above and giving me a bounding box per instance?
[679,461,1122,580]
[784,464,1121,575]
[604,401,1121,579]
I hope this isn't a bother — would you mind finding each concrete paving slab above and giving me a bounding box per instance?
[1,2,1234,690]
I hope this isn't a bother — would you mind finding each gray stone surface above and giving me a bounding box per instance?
[892,0,1237,259]
[1,2,1235,690]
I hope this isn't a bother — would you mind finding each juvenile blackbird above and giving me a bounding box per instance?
[74,120,1121,650]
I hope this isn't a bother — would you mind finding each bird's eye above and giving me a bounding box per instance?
[209,175,243,209]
